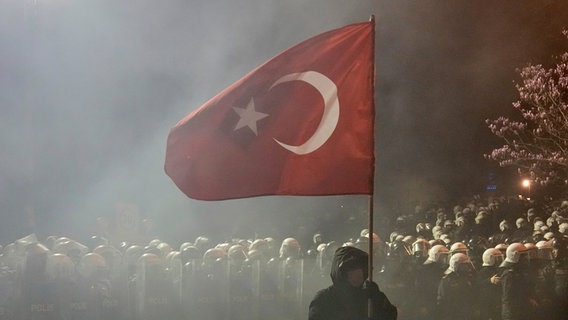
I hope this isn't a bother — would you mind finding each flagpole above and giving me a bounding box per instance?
[368,14,376,320]
[367,14,376,282]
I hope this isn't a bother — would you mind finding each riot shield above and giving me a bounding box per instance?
[165,251,183,308]
[278,258,304,320]
[135,253,180,320]
[18,243,59,320]
[257,258,280,320]
[180,258,200,318]
[0,264,16,320]
[123,245,144,320]
[185,248,227,320]
[227,246,253,320]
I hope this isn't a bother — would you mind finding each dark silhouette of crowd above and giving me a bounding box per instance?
[0,195,567,320]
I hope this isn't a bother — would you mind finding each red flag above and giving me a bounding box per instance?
[165,20,375,200]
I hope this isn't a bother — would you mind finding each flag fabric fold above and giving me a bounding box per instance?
[165,20,375,200]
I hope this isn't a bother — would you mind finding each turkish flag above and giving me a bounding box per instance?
[165,20,375,200]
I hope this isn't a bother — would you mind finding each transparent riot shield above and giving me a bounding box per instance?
[93,245,123,320]
[136,253,180,320]
[180,258,201,319]
[248,259,262,320]
[165,251,183,310]
[257,258,280,320]
[278,258,304,320]
[187,248,227,320]
[227,254,254,320]
[0,263,16,320]
[124,245,144,320]
[19,243,59,320]
[46,253,80,320]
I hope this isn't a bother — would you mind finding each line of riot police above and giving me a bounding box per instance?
[0,234,316,320]
[371,197,568,320]
[0,196,567,320]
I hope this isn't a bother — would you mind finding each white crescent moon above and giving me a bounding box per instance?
[270,71,339,155]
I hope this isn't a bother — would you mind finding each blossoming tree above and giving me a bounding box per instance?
[487,31,568,185]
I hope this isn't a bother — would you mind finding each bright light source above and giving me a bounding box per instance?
[522,179,530,188]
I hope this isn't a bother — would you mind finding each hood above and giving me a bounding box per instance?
[330,246,368,285]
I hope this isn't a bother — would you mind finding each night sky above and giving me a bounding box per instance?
[1,1,568,244]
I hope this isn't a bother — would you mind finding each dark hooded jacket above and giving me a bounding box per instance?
[308,246,397,320]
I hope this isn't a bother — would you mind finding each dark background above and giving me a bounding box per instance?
[1,0,568,245]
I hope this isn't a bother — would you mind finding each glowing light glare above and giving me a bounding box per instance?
[522,179,531,188]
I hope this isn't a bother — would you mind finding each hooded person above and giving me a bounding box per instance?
[308,246,397,320]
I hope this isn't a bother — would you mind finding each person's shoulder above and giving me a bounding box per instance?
[312,285,335,299]
[309,285,339,320]
[310,285,337,305]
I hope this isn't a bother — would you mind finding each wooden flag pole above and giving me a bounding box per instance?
[368,14,376,320]
[368,13,376,282]
[368,194,374,279]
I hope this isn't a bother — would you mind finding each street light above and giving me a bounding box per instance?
[522,179,531,199]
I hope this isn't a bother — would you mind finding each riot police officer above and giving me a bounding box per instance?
[437,253,477,320]
[477,248,503,320]
[500,243,537,320]
[413,244,449,320]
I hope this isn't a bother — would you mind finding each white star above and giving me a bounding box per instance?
[232,98,269,135]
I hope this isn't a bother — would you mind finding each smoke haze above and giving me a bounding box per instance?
[1,0,568,244]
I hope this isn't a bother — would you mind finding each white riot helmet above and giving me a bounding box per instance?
[482,248,504,267]
[446,253,474,274]
[450,242,469,256]
[534,220,545,231]
[425,244,449,265]
[78,252,107,279]
[156,242,173,258]
[495,243,508,255]
[536,240,554,260]
[440,234,451,245]
[543,232,555,241]
[499,220,511,232]
[179,242,193,252]
[202,248,226,267]
[559,223,568,235]
[546,217,556,228]
[524,243,538,260]
[279,238,301,259]
[516,218,527,229]
[228,244,248,261]
[504,243,529,264]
